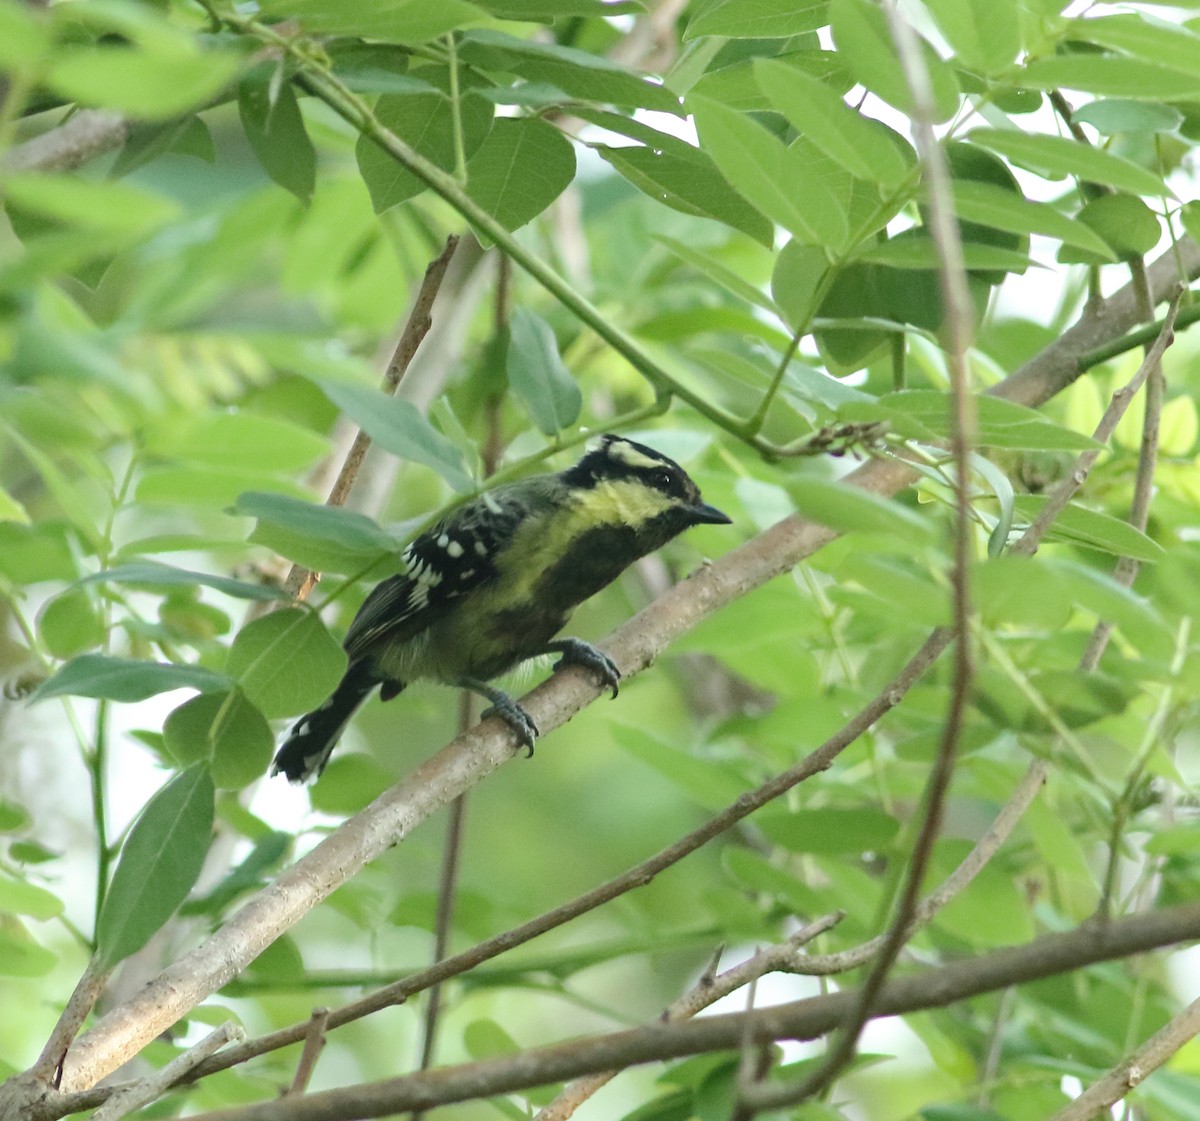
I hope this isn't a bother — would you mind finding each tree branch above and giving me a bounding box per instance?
[40,234,1200,1100]
[155,905,1200,1121]
[4,110,127,172]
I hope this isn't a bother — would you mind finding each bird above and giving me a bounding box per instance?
[271,433,731,782]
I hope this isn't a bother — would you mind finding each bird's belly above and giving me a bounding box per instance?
[423,601,569,683]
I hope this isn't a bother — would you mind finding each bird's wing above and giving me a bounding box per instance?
[343,485,536,660]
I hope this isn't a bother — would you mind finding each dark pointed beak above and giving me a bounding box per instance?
[689,502,732,526]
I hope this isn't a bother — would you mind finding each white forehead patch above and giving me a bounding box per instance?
[604,438,667,472]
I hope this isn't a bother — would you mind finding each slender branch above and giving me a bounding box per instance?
[136,905,1200,1121]
[1078,284,1175,674]
[1047,995,1200,1121]
[285,1009,330,1098]
[25,961,111,1087]
[282,235,460,602]
[535,915,845,1121]
[3,109,128,172]
[1076,296,1200,371]
[89,1022,243,1121]
[1010,286,1184,561]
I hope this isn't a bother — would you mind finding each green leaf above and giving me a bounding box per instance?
[1072,13,1200,77]
[1071,194,1161,261]
[0,875,63,920]
[857,237,1032,273]
[44,43,242,121]
[506,309,582,436]
[315,380,475,492]
[847,390,1099,451]
[949,180,1117,261]
[95,764,214,970]
[465,117,576,235]
[756,806,900,854]
[458,29,682,114]
[164,690,275,788]
[238,65,317,204]
[464,1017,522,1060]
[136,467,309,509]
[1044,558,1170,655]
[38,588,105,659]
[3,173,179,238]
[1071,99,1182,135]
[922,0,1021,74]
[754,58,909,187]
[1017,56,1200,102]
[788,476,934,540]
[830,0,960,123]
[772,241,829,331]
[225,608,347,719]
[688,95,848,247]
[0,916,57,977]
[1014,496,1165,562]
[0,484,28,525]
[654,236,777,314]
[592,142,773,247]
[685,0,829,38]
[309,754,394,815]
[611,724,749,810]
[81,560,288,603]
[690,48,851,111]
[356,91,494,213]
[232,491,398,554]
[33,656,231,704]
[966,129,1165,197]
[263,0,488,42]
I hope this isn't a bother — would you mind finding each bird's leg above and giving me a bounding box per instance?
[542,637,621,699]
[459,678,539,756]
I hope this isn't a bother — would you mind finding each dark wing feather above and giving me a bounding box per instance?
[343,484,537,660]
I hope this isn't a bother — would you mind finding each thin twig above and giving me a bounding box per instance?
[26,960,110,1087]
[282,235,460,602]
[1047,995,1200,1121]
[285,1009,330,1097]
[90,1022,244,1121]
[535,915,843,1121]
[1011,286,1184,561]
[1078,283,1175,674]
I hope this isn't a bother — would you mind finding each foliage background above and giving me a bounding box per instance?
[3,0,1200,1118]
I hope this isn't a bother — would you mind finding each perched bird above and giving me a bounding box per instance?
[271,434,731,782]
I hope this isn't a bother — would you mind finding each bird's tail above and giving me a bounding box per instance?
[271,660,391,783]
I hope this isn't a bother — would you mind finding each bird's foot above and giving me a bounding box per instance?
[481,693,539,757]
[549,638,621,699]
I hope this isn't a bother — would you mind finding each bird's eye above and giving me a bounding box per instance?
[651,470,674,492]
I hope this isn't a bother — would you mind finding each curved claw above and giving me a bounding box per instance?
[482,697,539,757]
[550,638,622,699]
